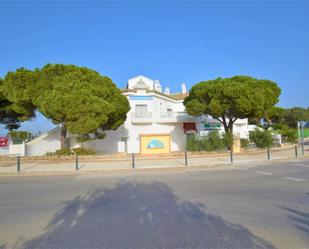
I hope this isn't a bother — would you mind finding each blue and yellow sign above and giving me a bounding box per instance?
[147,139,165,149]
[140,135,170,154]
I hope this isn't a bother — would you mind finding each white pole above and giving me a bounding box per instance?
[301,121,305,155]
[297,121,301,140]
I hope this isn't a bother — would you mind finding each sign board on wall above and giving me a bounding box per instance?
[140,134,170,155]
[204,122,221,130]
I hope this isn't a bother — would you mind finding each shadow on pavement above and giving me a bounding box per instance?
[17,181,274,249]
[280,206,309,235]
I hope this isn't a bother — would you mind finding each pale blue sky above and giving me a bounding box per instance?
[1,1,308,135]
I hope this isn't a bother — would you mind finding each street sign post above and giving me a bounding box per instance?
[298,121,309,155]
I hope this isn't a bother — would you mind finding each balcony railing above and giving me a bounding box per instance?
[131,112,153,123]
[157,112,195,123]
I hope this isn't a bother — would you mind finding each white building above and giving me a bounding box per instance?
[22,75,249,156]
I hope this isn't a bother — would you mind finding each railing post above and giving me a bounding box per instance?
[132,153,135,169]
[75,154,79,171]
[230,150,233,163]
[17,156,20,172]
[301,137,304,156]
[185,150,188,166]
[295,145,298,158]
[267,147,271,160]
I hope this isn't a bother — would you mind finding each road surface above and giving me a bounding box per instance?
[0,159,308,249]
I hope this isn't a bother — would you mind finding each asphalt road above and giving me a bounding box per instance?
[0,159,308,249]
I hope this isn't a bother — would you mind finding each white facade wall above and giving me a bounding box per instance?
[128,75,154,90]
[173,102,186,112]
[26,129,61,156]
[0,147,9,155]
[233,119,249,139]
[70,127,127,154]
[120,92,187,153]
[9,143,26,156]
[124,122,185,153]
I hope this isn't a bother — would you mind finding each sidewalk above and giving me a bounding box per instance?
[0,145,308,176]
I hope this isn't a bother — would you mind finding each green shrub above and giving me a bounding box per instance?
[269,123,298,143]
[280,128,298,143]
[249,128,273,148]
[269,123,287,131]
[8,131,32,144]
[186,134,198,151]
[46,147,96,156]
[72,147,96,155]
[186,131,226,152]
[240,138,250,148]
[54,148,72,156]
[222,132,234,149]
[207,131,225,151]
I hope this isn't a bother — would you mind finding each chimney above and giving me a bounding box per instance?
[164,87,170,95]
[181,83,187,94]
[153,80,162,92]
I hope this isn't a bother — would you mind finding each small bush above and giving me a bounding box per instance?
[46,147,96,156]
[249,128,273,148]
[54,148,72,156]
[72,147,96,155]
[207,131,225,151]
[9,131,32,144]
[269,123,287,130]
[186,131,226,152]
[240,138,250,148]
[280,128,298,143]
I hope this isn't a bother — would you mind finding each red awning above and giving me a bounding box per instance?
[183,122,197,133]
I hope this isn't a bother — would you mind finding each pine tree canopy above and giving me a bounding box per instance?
[0,78,24,130]
[1,64,130,141]
[37,64,130,140]
[184,75,281,133]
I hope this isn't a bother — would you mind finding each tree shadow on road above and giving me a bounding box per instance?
[18,181,274,249]
[280,206,309,235]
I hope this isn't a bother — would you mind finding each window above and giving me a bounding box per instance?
[135,105,147,113]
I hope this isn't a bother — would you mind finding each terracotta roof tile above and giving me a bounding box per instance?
[169,93,189,100]
[121,89,188,101]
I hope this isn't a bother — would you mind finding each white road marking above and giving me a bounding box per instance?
[256,171,273,176]
[283,177,306,182]
[292,163,309,168]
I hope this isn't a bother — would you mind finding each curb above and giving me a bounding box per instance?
[0,155,308,178]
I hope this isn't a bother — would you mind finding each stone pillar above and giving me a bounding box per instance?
[233,134,241,153]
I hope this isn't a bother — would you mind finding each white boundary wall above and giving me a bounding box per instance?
[9,143,26,156]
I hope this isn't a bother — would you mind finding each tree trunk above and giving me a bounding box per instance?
[60,123,67,149]
[217,116,234,151]
[223,118,234,152]
[228,124,234,152]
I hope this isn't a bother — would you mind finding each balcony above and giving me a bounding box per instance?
[157,112,195,123]
[131,112,153,124]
